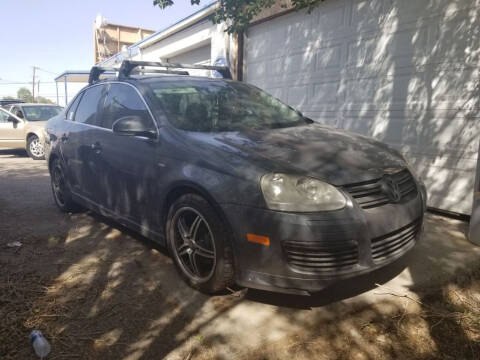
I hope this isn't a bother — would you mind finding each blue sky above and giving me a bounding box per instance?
[0,0,214,102]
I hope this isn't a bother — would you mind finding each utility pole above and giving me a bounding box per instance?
[32,66,36,102]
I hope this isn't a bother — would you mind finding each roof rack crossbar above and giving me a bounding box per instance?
[131,68,190,76]
[118,60,232,79]
[88,66,117,85]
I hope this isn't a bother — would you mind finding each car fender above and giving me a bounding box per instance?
[25,125,46,143]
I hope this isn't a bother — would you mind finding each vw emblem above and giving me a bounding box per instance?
[381,175,402,202]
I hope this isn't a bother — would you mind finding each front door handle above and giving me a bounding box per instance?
[91,142,102,153]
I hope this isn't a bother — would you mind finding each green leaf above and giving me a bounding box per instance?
[153,0,324,33]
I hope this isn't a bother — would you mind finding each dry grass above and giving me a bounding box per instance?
[241,263,480,360]
[2,255,479,360]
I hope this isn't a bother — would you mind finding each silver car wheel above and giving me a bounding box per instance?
[171,207,216,282]
[29,137,44,158]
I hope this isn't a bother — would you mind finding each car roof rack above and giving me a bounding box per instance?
[119,60,232,80]
[88,60,232,85]
[131,67,190,76]
[88,66,117,85]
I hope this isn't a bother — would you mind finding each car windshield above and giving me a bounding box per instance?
[147,80,310,132]
[22,106,62,121]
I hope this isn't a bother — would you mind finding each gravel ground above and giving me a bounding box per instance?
[1,148,479,360]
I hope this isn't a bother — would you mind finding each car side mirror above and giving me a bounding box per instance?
[112,116,157,139]
[7,116,19,123]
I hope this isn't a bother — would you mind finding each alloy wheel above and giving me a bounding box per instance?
[171,207,216,281]
[29,137,44,158]
[52,166,66,206]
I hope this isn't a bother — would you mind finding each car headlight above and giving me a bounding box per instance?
[260,173,346,212]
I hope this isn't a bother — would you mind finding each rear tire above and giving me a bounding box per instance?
[50,158,82,213]
[26,135,45,160]
[166,194,234,294]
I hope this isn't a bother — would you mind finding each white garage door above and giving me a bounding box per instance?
[167,44,211,65]
[245,0,480,214]
[167,44,211,76]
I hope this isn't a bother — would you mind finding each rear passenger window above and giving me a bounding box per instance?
[74,85,106,126]
[0,110,9,123]
[66,93,83,121]
[100,83,155,130]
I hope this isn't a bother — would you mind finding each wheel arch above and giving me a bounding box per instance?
[162,181,237,251]
[48,153,59,173]
[163,182,223,222]
[26,132,38,142]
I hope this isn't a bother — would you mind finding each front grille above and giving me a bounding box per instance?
[343,169,417,209]
[283,240,358,273]
[371,218,422,263]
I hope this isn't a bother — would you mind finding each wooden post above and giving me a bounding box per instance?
[32,66,36,102]
[117,26,120,52]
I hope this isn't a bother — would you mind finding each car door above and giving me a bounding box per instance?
[60,91,85,192]
[62,84,108,201]
[0,108,24,148]
[92,82,160,227]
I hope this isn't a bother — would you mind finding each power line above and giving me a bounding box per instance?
[0,82,57,85]
[35,67,59,76]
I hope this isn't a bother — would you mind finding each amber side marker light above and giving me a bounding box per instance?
[247,233,270,246]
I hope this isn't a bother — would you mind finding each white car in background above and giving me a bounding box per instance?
[0,104,62,160]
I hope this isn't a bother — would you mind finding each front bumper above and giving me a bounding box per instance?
[222,188,425,295]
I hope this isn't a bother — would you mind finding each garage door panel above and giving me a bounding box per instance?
[315,45,343,70]
[431,68,479,104]
[430,8,480,63]
[317,2,347,33]
[286,85,309,107]
[351,0,478,34]
[166,44,211,77]
[245,0,479,213]
[311,82,341,105]
[167,44,211,64]
[350,0,393,32]
[342,108,480,154]
[284,52,315,74]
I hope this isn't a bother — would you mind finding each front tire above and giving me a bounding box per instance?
[26,135,45,160]
[50,159,81,213]
[166,194,234,294]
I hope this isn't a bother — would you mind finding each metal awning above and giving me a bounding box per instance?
[54,70,116,106]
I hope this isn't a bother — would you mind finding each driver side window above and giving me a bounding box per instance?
[100,83,155,131]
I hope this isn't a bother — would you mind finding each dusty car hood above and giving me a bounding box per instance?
[210,124,406,186]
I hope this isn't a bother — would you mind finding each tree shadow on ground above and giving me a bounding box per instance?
[2,0,480,357]
[1,135,479,360]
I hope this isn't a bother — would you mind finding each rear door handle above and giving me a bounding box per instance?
[91,142,102,153]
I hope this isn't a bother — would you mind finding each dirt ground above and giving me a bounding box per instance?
[1,149,479,360]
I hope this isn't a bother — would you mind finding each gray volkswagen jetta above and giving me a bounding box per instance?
[46,61,427,295]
